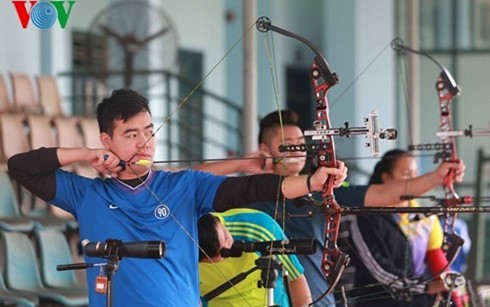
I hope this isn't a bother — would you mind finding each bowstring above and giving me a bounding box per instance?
[260,27,291,306]
[120,21,260,307]
[330,40,393,108]
[396,48,419,286]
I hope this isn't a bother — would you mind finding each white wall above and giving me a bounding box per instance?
[324,0,396,183]
[150,0,226,160]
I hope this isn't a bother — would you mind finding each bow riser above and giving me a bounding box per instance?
[311,62,337,196]
[309,57,348,288]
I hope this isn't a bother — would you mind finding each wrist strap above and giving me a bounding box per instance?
[306,174,313,194]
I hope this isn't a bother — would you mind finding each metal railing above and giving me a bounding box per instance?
[58,69,244,166]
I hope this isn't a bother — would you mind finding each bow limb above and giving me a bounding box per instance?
[394,40,467,307]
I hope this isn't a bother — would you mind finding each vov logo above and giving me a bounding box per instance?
[12,1,76,29]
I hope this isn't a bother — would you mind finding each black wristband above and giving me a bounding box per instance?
[306,174,313,194]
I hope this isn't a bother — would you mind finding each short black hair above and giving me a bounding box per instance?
[197,214,221,261]
[369,149,411,184]
[96,88,151,136]
[258,110,300,145]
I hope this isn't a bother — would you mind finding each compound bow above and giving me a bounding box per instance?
[256,17,397,305]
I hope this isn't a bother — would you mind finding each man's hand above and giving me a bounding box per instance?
[240,150,273,174]
[309,160,348,191]
[85,149,124,176]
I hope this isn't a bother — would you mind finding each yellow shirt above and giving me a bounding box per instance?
[199,252,267,307]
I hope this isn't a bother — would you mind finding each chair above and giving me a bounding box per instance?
[0,74,12,113]
[36,75,63,116]
[0,113,28,163]
[52,116,83,148]
[78,117,107,179]
[0,266,38,307]
[34,229,87,291]
[52,116,100,178]
[9,73,42,114]
[0,170,35,232]
[0,113,67,230]
[0,114,67,230]
[1,231,89,306]
[26,114,57,149]
[78,117,103,149]
[27,115,79,228]
[0,113,29,173]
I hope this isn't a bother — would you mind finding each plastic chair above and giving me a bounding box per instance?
[0,113,68,231]
[52,116,101,178]
[0,113,29,163]
[26,114,57,149]
[0,114,68,231]
[0,74,12,113]
[9,73,42,114]
[52,116,83,148]
[77,117,106,178]
[0,170,35,232]
[0,266,38,307]
[1,231,88,306]
[78,117,103,149]
[25,114,71,218]
[36,75,63,116]
[35,229,87,290]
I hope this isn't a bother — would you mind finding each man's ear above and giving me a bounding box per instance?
[381,172,391,183]
[100,133,111,149]
[258,142,270,153]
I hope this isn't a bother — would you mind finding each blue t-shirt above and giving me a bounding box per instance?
[52,168,226,307]
[247,185,368,306]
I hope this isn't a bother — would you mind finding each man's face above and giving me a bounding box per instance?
[101,111,156,179]
[260,125,306,176]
